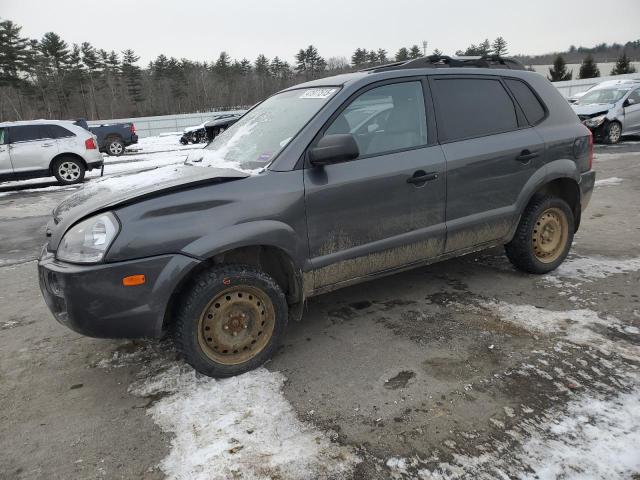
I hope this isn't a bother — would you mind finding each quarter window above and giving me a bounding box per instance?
[9,125,53,143]
[432,78,519,142]
[505,79,546,125]
[323,81,428,157]
[0,128,5,145]
[48,124,75,139]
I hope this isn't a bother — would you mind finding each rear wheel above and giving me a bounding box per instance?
[604,121,622,144]
[505,195,574,274]
[106,137,125,156]
[53,157,85,185]
[174,264,288,377]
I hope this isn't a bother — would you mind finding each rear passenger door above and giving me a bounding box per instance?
[8,124,59,174]
[429,75,546,253]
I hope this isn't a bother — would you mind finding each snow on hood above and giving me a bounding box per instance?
[572,103,614,116]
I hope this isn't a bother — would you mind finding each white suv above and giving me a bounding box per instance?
[0,120,104,185]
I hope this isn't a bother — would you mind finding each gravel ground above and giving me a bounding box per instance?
[1,138,639,480]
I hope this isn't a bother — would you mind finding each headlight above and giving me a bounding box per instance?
[57,212,120,263]
[584,114,606,128]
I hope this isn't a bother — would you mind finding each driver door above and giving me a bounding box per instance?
[303,79,447,291]
[623,88,640,134]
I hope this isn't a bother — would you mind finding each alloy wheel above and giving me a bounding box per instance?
[58,161,81,182]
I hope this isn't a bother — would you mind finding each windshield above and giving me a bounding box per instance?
[577,87,630,106]
[193,87,339,171]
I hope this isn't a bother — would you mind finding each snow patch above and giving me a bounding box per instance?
[594,176,623,187]
[125,361,358,479]
[551,255,640,281]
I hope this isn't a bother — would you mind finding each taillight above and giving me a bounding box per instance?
[130,124,136,135]
[85,137,97,150]
[587,131,593,170]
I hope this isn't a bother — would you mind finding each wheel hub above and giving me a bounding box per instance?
[197,285,275,365]
[532,207,568,263]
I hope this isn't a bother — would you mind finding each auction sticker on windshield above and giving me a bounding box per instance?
[300,88,337,99]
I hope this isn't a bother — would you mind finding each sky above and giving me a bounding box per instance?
[3,0,640,65]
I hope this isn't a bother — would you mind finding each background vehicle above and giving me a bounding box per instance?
[0,120,103,185]
[571,79,640,143]
[39,56,595,378]
[74,118,138,156]
[179,113,242,145]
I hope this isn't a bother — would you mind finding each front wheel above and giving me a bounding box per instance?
[53,157,85,185]
[505,195,574,274]
[604,121,622,144]
[174,265,288,377]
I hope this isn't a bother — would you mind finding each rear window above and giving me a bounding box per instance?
[432,78,518,142]
[48,124,76,139]
[505,79,546,125]
[9,125,53,143]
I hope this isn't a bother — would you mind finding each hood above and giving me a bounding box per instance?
[571,103,614,116]
[49,163,251,248]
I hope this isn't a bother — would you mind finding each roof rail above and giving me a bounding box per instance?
[361,54,527,73]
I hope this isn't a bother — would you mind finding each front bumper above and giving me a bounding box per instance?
[38,249,200,339]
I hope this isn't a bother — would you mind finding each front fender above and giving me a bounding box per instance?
[181,220,306,268]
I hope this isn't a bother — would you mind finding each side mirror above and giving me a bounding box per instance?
[624,98,636,107]
[308,134,359,166]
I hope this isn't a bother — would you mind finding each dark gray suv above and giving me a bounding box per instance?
[39,56,595,377]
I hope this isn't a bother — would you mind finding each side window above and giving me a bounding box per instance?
[48,124,75,139]
[323,81,427,157]
[628,88,640,104]
[0,128,5,145]
[505,79,546,125]
[432,78,519,142]
[9,125,53,143]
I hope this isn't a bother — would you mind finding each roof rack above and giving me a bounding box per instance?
[360,55,527,73]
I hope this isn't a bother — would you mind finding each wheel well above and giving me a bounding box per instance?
[49,153,87,174]
[162,245,302,332]
[534,178,581,231]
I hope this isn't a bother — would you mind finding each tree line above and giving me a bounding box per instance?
[1,17,638,122]
[547,51,637,82]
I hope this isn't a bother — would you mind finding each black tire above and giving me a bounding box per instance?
[604,121,622,144]
[174,264,288,378]
[52,156,85,185]
[505,194,574,274]
[105,137,125,156]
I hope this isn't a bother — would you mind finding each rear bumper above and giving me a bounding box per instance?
[127,135,139,146]
[38,249,200,339]
[580,170,596,212]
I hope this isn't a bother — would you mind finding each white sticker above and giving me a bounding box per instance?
[299,88,337,99]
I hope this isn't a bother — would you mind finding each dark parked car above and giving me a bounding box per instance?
[40,56,595,378]
[74,118,138,156]
[179,113,243,145]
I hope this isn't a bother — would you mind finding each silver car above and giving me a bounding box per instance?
[572,79,640,144]
[0,120,104,185]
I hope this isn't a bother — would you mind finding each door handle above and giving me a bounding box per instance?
[41,143,54,148]
[516,150,539,162]
[407,171,438,184]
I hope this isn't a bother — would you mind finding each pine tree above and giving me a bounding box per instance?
[0,19,30,87]
[366,49,378,64]
[492,37,508,56]
[610,51,637,75]
[377,49,388,64]
[254,54,269,76]
[478,39,492,56]
[296,45,325,78]
[351,48,367,67]
[578,54,600,79]
[121,49,144,113]
[408,45,422,59]
[395,47,409,61]
[548,55,572,81]
[239,58,252,75]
